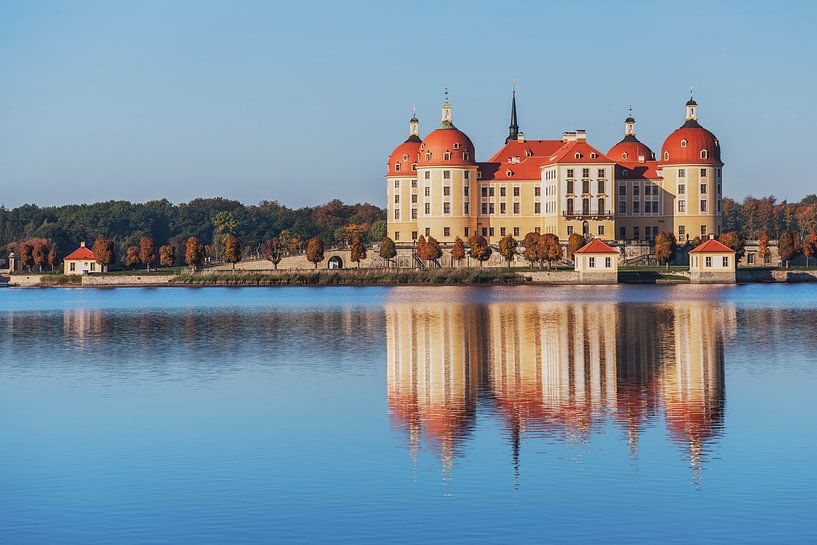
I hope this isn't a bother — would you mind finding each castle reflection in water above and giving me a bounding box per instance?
[386,299,735,482]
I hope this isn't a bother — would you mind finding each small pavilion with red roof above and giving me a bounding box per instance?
[63,242,99,275]
[688,235,736,283]
[574,239,619,284]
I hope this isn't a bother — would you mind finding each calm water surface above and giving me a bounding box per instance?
[1,285,816,544]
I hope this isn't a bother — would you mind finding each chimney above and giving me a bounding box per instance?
[80,241,86,248]
[575,130,587,143]
[517,132,525,143]
[709,234,715,240]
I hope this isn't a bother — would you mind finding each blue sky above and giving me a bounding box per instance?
[1,0,815,208]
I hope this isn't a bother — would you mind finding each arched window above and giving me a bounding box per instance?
[582,198,590,215]
[463,152,470,161]
[700,149,708,159]
[395,163,401,172]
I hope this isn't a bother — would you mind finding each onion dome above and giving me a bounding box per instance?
[608,107,655,162]
[660,94,721,165]
[418,91,476,167]
[387,109,421,176]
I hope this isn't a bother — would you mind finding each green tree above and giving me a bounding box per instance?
[368,220,387,243]
[450,237,466,267]
[350,234,367,268]
[468,235,492,267]
[223,235,242,272]
[125,246,141,270]
[159,245,175,268]
[306,236,325,269]
[498,235,518,268]
[566,233,586,261]
[379,237,396,268]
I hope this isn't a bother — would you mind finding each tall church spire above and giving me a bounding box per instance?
[506,83,519,144]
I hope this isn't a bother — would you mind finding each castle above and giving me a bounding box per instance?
[386,91,723,245]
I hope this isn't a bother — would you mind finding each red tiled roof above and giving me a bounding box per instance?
[478,139,564,181]
[575,239,618,254]
[387,139,421,177]
[417,127,476,167]
[661,122,722,166]
[689,239,734,254]
[64,245,96,261]
[544,141,613,165]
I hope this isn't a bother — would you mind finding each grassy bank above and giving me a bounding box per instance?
[39,274,82,285]
[171,269,529,286]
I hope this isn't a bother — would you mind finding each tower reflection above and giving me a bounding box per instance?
[386,299,734,483]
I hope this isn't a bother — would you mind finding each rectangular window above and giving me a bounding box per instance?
[424,203,430,214]
[679,225,685,237]
[701,225,707,235]
[489,227,495,236]
[582,180,590,193]
[482,228,488,236]
[464,203,469,214]
[598,225,605,235]
[500,203,506,214]
[425,228,430,236]
[424,171,430,180]
[633,185,640,196]
[424,187,430,197]
[534,202,541,213]
[700,184,707,194]
[489,203,495,214]
[634,226,640,240]
[90,262,96,272]
[678,184,685,195]
[70,262,76,272]
[394,232,400,241]
[582,168,590,178]
[500,227,506,236]
[605,257,612,268]
[567,169,574,178]
[513,202,520,214]
[444,227,450,237]
[513,227,520,237]
[394,194,400,203]
[618,201,626,214]
[394,180,400,188]
[513,186,520,197]
[567,180,574,194]
[679,168,686,178]
[535,227,541,234]
[633,202,641,214]
[619,226,626,239]
[411,209,417,219]
[489,187,495,197]
[589,257,596,268]
[463,185,469,196]
[443,202,450,214]
[567,226,574,235]
[411,231,417,240]
[705,256,712,268]
[411,179,417,188]
[700,200,707,212]
[597,168,605,178]
[597,180,605,193]
[700,168,707,177]
[481,203,488,214]
[678,200,686,213]
[443,170,451,179]
[394,209,400,220]
[500,186,506,197]
[443,186,450,196]
[722,256,729,267]
[464,227,470,237]
[481,186,488,197]
[411,194,417,203]
[464,171,470,180]
[535,186,541,197]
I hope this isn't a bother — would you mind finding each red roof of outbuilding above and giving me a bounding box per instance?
[575,239,618,254]
[689,239,734,254]
[64,246,96,261]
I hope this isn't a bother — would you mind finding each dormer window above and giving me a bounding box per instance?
[622,170,629,177]
[526,149,533,157]
[443,151,451,161]
[477,170,482,179]
[506,169,514,177]
[463,152,470,161]
[453,143,460,150]
[425,152,431,161]
[411,163,417,171]
[700,149,708,159]
[394,163,401,171]
[590,153,598,159]
[664,151,669,161]
[622,152,628,160]
[575,153,583,159]
[681,139,688,148]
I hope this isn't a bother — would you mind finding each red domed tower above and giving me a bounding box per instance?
[386,109,422,243]
[414,91,478,243]
[660,93,724,240]
[608,107,655,162]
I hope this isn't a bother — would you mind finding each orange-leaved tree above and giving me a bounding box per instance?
[264,237,284,270]
[306,236,325,269]
[468,235,492,267]
[159,245,175,268]
[803,231,817,267]
[718,231,745,260]
[420,236,442,267]
[566,233,586,261]
[654,232,677,269]
[498,235,517,268]
[350,234,367,268]
[778,230,796,267]
[223,235,241,272]
[757,231,770,265]
[92,236,115,272]
[379,237,396,268]
[125,246,141,270]
[32,241,48,272]
[139,236,156,270]
[18,243,33,272]
[540,233,562,269]
[415,235,427,264]
[450,237,466,267]
[522,232,539,267]
[185,236,203,271]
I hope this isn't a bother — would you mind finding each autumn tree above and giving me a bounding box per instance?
[288,234,302,255]
[803,232,817,267]
[450,237,466,267]
[778,230,797,267]
[350,234,367,268]
[185,236,204,271]
[690,236,703,248]
[522,232,539,267]
[125,246,141,270]
[379,237,396,268]
[264,237,284,270]
[419,236,442,267]
[306,236,325,269]
[159,245,175,268]
[223,235,242,272]
[139,236,157,270]
[18,243,33,272]
[540,233,563,269]
[92,236,115,272]
[566,233,586,261]
[498,235,518,268]
[654,232,677,269]
[415,235,427,263]
[468,235,492,267]
[757,231,770,265]
[718,231,745,260]
[32,241,48,272]
[47,246,58,271]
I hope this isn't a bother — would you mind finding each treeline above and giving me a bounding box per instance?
[0,198,385,266]
[722,195,817,239]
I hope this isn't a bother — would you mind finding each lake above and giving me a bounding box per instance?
[1,285,816,544]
